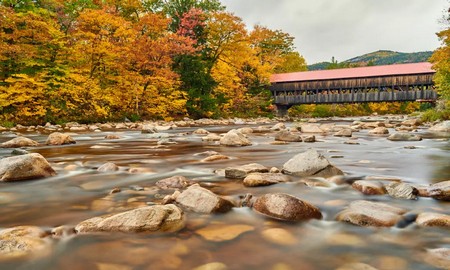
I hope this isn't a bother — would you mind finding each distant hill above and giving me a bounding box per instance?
[307,50,433,71]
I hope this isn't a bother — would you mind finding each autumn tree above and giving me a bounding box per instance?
[430,7,450,100]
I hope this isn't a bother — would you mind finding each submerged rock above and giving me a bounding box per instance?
[219,129,252,146]
[45,132,76,145]
[75,204,184,233]
[416,212,450,228]
[282,149,344,177]
[385,182,418,200]
[423,248,450,269]
[196,224,254,242]
[0,226,50,259]
[0,136,39,148]
[0,153,56,182]
[225,163,269,179]
[387,133,422,141]
[252,193,322,222]
[175,184,234,214]
[243,173,290,187]
[336,200,407,227]
[261,228,298,246]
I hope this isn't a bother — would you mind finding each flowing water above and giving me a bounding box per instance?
[0,120,449,270]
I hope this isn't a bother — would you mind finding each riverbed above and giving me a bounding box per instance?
[0,117,449,270]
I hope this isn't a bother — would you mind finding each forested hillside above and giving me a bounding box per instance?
[0,0,307,124]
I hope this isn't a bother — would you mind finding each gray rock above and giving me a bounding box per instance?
[428,120,450,132]
[0,137,39,148]
[175,184,234,214]
[352,180,386,195]
[253,193,322,222]
[219,130,252,146]
[336,200,407,227]
[274,130,302,142]
[156,175,191,189]
[11,149,29,156]
[97,162,119,172]
[75,204,184,233]
[385,182,418,200]
[282,149,344,177]
[243,173,290,187]
[0,153,56,182]
[225,163,269,179]
[416,212,450,228]
[387,133,422,141]
[46,132,76,145]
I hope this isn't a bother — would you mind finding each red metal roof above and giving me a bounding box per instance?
[270,62,435,83]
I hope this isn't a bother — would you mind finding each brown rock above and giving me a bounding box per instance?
[261,228,298,246]
[336,263,378,270]
[416,212,450,228]
[352,180,386,195]
[368,127,389,135]
[302,135,316,143]
[0,226,50,259]
[336,200,407,227]
[175,184,234,214]
[274,130,302,142]
[423,248,450,269]
[45,132,76,145]
[387,133,422,141]
[201,155,230,162]
[201,133,222,142]
[428,180,450,201]
[334,129,353,137]
[225,163,269,179]
[219,129,252,146]
[105,134,121,139]
[253,193,322,222]
[0,153,56,182]
[0,136,38,148]
[196,224,254,242]
[156,175,191,189]
[75,204,185,233]
[243,173,290,187]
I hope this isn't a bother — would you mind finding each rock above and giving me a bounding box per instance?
[0,226,50,259]
[270,123,286,131]
[368,127,389,135]
[175,184,234,214]
[201,155,230,162]
[225,163,269,179]
[352,180,386,195]
[51,225,76,238]
[401,118,422,127]
[344,140,360,145]
[334,129,352,137]
[282,149,344,177]
[196,224,254,242]
[11,149,29,155]
[243,173,290,187]
[237,127,254,134]
[252,193,322,222]
[69,126,87,132]
[385,182,418,200]
[274,130,302,142]
[428,180,450,201]
[45,132,76,145]
[201,133,222,142]
[75,204,184,233]
[193,262,228,270]
[156,175,191,189]
[302,135,316,143]
[157,138,176,145]
[423,248,450,269]
[105,134,121,140]
[387,133,422,141]
[428,120,450,132]
[298,124,325,133]
[336,263,378,270]
[0,136,39,148]
[416,212,450,227]
[261,228,298,246]
[219,129,252,146]
[336,200,407,227]
[97,162,119,172]
[115,123,127,129]
[0,153,56,182]
[193,128,209,135]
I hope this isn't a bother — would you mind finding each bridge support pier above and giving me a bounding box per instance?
[275,104,291,117]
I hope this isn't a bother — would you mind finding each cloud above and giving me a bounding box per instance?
[221,0,448,64]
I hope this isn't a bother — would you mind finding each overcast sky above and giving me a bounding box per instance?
[221,0,449,64]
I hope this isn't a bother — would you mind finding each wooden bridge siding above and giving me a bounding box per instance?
[274,89,437,105]
[271,74,434,93]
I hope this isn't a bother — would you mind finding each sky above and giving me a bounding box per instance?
[221,0,449,64]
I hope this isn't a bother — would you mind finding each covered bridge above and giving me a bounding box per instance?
[270,62,437,112]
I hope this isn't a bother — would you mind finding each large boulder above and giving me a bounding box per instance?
[0,226,50,259]
[75,204,184,233]
[225,163,269,179]
[243,173,290,187]
[428,121,450,132]
[0,137,38,148]
[0,153,56,182]
[336,200,407,227]
[175,184,234,214]
[387,133,422,141]
[282,149,344,177]
[45,132,76,145]
[253,193,322,222]
[219,129,252,146]
[274,130,302,142]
